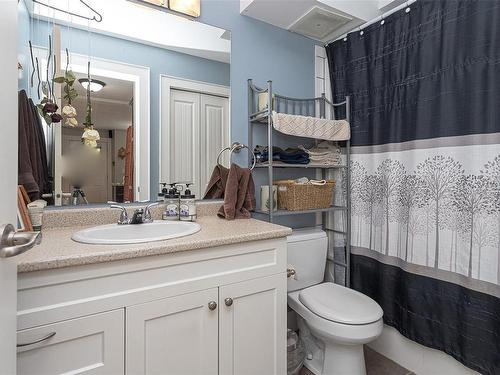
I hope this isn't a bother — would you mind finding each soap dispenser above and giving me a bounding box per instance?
[162,183,180,220]
[158,183,168,202]
[179,183,196,222]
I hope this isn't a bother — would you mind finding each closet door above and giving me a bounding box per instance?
[199,94,229,198]
[169,90,200,189]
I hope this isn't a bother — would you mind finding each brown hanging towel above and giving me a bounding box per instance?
[217,163,256,220]
[203,165,229,199]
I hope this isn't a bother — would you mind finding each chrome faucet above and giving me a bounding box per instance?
[110,204,130,225]
[110,202,159,225]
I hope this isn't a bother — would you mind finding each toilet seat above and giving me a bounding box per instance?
[298,282,383,325]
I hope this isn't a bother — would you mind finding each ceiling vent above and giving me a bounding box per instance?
[288,6,352,41]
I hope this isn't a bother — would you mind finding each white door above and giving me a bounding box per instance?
[62,136,112,203]
[17,309,124,375]
[126,288,219,375]
[200,94,230,197]
[219,274,287,375]
[169,90,200,194]
[168,90,229,198]
[1,2,22,374]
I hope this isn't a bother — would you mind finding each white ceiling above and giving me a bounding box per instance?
[66,72,133,130]
[240,0,406,43]
[28,0,231,63]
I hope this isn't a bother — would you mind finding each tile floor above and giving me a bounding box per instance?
[299,346,414,375]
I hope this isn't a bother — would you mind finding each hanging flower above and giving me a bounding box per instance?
[42,102,58,113]
[50,113,63,123]
[62,105,77,118]
[36,97,60,125]
[65,117,78,127]
[53,58,78,126]
[81,127,100,148]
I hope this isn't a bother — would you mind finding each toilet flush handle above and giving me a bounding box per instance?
[287,268,296,279]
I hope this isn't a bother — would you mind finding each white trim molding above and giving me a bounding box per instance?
[159,75,230,186]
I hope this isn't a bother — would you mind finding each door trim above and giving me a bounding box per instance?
[159,75,230,186]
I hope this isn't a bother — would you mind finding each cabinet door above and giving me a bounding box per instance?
[126,288,218,375]
[17,309,124,375]
[219,274,287,375]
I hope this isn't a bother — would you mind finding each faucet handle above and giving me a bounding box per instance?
[110,204,129,225]
[144,202,159,222]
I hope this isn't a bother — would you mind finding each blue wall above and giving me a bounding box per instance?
[29,1,320,227]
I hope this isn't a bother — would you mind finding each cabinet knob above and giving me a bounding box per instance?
[208,301,217,310]
[224,297,233,307]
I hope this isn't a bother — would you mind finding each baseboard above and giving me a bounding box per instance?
[368,325,479,375]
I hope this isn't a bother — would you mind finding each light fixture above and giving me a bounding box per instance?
[78,78,106,93]
[130,0,200,18]
[169,0,200,17]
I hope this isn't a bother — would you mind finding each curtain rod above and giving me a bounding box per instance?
[325,0,417,46]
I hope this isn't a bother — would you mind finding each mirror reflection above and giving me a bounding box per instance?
[17,0,231,207]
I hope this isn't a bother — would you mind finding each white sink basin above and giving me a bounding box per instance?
[72,220,201,245]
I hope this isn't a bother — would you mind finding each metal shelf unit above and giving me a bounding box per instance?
[247,79,351,287]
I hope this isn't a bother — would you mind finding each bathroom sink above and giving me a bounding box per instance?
[72,221,201,245]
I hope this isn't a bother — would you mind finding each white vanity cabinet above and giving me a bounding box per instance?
[16,238,287,375]
[16,309,124,375]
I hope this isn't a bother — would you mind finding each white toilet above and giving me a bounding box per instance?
[287,228,383,375]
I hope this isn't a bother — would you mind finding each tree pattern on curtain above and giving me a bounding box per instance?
[348,150,499,282]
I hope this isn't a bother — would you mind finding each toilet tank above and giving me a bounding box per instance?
[287,227,328,292]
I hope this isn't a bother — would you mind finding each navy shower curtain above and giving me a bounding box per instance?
[326,1,500,373]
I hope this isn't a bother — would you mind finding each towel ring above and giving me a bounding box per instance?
[217,143,256,170]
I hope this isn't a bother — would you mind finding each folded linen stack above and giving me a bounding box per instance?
[299,141,342,165]
[254,145,310,165]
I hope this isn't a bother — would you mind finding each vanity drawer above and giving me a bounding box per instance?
[17,309,124,375]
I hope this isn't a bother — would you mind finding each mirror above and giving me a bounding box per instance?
[17,0,230,206]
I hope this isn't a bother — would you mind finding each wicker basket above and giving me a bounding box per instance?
[274,180,336,211]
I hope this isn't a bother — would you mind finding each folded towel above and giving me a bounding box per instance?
[203,165,229,199]
[299,142,342,165]
[254,145,310,164]
[218,164,256,220]
[272,111,350,141]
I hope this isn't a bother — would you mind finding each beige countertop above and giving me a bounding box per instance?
[16,216,292,273]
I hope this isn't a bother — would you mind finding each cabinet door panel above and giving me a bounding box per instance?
[17,309,124,375]
[126,288,218,375]
[219,274,287,375]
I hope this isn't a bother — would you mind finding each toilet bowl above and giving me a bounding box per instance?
[287,228,383,375]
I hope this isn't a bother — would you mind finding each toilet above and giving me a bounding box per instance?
[287,227,383,375]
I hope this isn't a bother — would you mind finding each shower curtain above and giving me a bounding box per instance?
[326,1,500,373]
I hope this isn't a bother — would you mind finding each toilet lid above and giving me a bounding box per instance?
[298,283,383,325]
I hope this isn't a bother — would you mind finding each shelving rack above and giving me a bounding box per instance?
[247,79,351,287]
